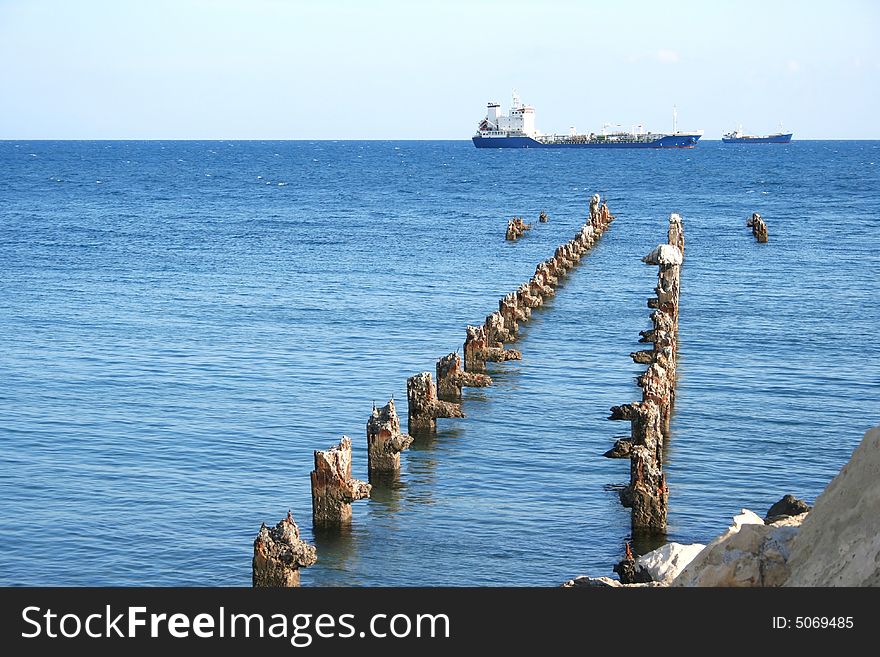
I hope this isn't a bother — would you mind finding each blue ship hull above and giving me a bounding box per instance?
[472,134,701,149]
[722,133,792,144]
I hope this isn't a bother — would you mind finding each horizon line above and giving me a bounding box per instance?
[3,137,880,142]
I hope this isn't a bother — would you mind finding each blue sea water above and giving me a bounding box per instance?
[0,140,878,586]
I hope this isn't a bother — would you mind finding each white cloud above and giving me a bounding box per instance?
[787,59,801,73]
[656,49,681,64]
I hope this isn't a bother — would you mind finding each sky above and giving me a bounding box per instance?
[1,0,878,139]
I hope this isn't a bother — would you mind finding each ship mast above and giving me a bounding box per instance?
[672,105,678,134]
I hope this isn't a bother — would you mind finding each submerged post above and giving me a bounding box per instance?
[310,436,371,529]
[746,212,768,243]
[366,399,413,473]
[252,511,317,587]
[505,216,531,241]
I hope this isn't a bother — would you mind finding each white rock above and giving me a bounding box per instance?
[671,512,805,587]
[637,542,706,584]
[562,576,621,588]
[785,425,880,587]
[733,509,765,529]
[642,244,683,267]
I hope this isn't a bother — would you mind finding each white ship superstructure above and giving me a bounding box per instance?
[479,92,538,138]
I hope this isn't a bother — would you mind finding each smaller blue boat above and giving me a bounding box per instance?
[722,125,792,144]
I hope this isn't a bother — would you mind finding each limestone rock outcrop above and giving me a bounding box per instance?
[785,425,880,587]
[672,510,805,587]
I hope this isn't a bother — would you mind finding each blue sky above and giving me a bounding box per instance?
[1,0,878,139]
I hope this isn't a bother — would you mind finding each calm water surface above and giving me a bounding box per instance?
[1,140,878,585]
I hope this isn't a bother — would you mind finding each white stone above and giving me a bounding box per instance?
[562,576,622,588]
[671,512,805,587]
[637,542,706,584]
[785,425,880,587]
[733,509,765,529]
[642,244,683,267]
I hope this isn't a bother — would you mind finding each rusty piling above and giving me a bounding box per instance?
[252,511,317,587]
[310,436,371,529]
[609,212,683,534]
[366,399,413,473]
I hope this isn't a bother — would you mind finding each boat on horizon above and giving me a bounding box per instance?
[472,93,703,149]
[722,125,793,144]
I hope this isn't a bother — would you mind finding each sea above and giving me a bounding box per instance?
[1,140,878,586]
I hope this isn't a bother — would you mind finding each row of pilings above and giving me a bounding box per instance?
[252,193,616,586]
[606,213,684,539]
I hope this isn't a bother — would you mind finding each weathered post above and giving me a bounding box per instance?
[483,312,522,361]
[668,212,684,254]
[436,352,492,400]
[530,267,555,299]
[463,324,520,371]
[498,294,523,339]
[516,283,542,309]
[366,399,413,473]
[505,219,519,241]
[464,324,489,371]
[505,216,531,240]
[746,212,768,242]
[589,194,615,230]
[642,240,683,431]
[485,310,512,345]
[252,511,317,587]
[626,402,668,531]
[406,371,464,432]
[606,214,683,536]
[589,193,601,223]
[310,437,371,529]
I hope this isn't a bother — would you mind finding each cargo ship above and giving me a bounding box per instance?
[472,93,703,149]
[722,125,793,144]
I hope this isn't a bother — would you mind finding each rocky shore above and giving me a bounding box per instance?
[564,424,880,587]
